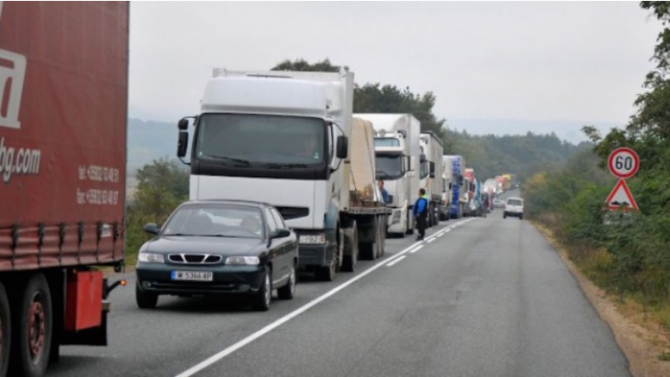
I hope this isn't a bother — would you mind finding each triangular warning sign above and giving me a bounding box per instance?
[606,179,638,211]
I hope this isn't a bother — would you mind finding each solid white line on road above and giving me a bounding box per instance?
[386,255,407,266]
[174,221,458,377]
[427,238,436,244]
[409,245,424,254]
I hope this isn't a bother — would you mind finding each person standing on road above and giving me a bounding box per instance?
[413,188,429,241]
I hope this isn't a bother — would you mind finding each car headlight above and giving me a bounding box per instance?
[138,252,164,264]
[299,234,326,244]
[226,256,260,266]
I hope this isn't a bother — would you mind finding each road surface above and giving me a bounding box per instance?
[49,209,631,377]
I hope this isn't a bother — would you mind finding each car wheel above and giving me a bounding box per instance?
[277,264,296,300]
[252,267,272,311]
[135,283,158,309]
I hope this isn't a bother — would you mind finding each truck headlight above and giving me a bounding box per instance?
[226,256,260,266]
[138,252,164,264]
[299,234,326,244]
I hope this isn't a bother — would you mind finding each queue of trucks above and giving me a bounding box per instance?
[0,3,521,376]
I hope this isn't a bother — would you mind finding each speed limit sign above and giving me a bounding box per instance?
[608,147,639,179]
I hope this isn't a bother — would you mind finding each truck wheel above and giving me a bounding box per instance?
[0,283,10,377]
[135,283,158,309]
[377,216,386,257]
[10,273,52,377]
[343,223,360,270]
[316,238,339,282]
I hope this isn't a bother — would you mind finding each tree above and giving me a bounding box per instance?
[125,158,189,262]
[271,58,448,137]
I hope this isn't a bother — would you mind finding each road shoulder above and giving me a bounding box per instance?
[532,221,670,377]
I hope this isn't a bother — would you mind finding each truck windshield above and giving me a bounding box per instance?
[195,114,325,166]
[376,153,403,180]
[419,159,429,180]
[374,138,400,147]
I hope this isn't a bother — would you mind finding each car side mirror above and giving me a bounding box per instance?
[177,131,189,158]
[336,135,348,159]
[143,223,160,235]
[271,228,291,239]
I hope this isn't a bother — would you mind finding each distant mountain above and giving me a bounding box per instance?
[127,118,179,173]
[447,118,622,144]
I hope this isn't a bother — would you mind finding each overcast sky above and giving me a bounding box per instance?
[128,1,662,140]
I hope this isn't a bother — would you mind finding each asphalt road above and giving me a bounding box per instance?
[49,208,631,377]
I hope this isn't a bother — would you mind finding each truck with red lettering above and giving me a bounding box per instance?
[0,2,128,376]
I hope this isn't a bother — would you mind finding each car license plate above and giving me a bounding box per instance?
[171,271,213,282]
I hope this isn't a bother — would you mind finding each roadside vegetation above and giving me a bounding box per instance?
[523,1,670,351]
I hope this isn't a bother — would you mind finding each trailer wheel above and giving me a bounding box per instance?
[341,224,359,271]
[376,216,386,257]
[10,273,52,377]
[0,283,10,377]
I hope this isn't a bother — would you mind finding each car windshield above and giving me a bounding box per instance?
[162,204,264,239]
[507,199,523,206]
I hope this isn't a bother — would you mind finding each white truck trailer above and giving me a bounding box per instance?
[439,155,453,221]
[419,131,444,227]
[354,114,421,238]
[176,68,390,281]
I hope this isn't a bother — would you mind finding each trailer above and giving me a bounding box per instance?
[419,132,443,228]
[0,2,128,376]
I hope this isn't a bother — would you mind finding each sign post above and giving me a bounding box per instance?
[606,147,639,212]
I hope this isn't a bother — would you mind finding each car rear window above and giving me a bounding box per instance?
[507,199,523,206]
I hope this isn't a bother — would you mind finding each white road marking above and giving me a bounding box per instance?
[175,221,460,377]
[386,255,407,266]
[427,238,436,244]
[409,245,424,254]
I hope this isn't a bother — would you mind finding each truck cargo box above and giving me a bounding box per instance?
[0,1,129,271]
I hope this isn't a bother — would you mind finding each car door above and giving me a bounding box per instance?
[264,208,283,284]
[270,207,294,276]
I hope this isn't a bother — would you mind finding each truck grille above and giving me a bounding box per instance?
[168,254,222,264]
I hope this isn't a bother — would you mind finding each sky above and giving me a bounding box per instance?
[128,1,663,143]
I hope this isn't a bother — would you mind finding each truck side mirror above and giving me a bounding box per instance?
[336,135,348,159]
[429,162,436,178]
[178,118,189,130]
[177,131,189,158]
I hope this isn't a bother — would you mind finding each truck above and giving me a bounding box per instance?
[0,2,128,376]
[439,155,452,221]
[176,68,391,282]
[355,114,420,238]
[446,155,467,219]
[463,168,477,216]
[419,132,443,228]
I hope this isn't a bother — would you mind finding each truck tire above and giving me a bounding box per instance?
[341,224,359,272]
[316,233,340,282]
[135,283,158,309]
[0,283,10,377]
[377,215,386,257]
[10,273,52,377]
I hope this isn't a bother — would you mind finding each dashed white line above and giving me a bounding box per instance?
[386,255,407,266]
[174,222,459,377]
[427,238,436,243]
[409,245,424,254]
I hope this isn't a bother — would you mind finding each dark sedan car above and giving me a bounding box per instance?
[135,200,298,311]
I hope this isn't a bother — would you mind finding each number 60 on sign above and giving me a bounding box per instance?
[608,147,639,179]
